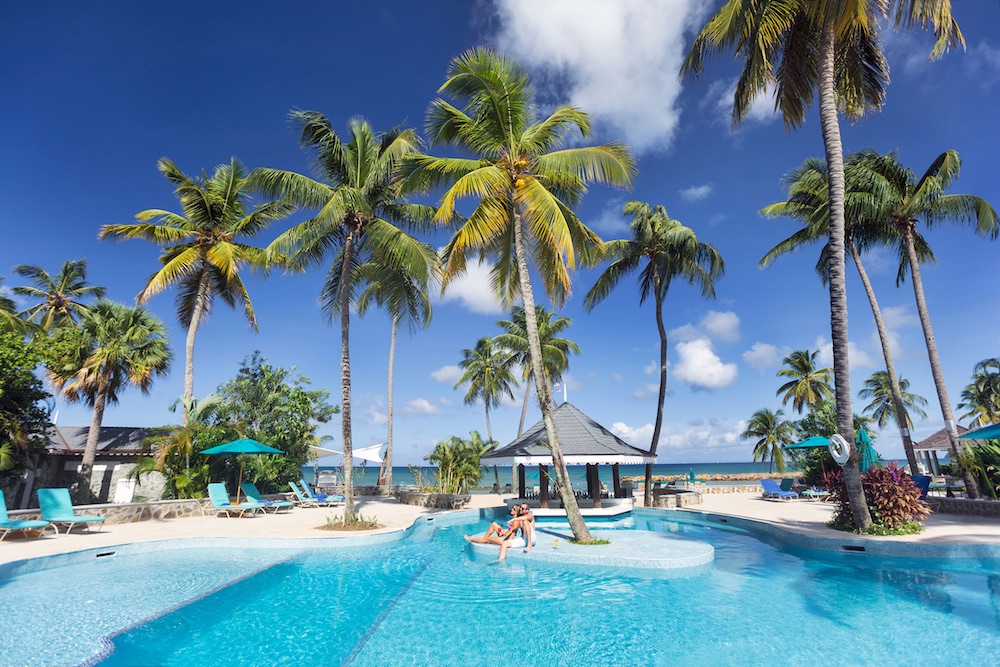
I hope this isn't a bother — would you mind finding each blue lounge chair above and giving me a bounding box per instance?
[37,488,106,534]
[1,490,55,541]
[207,483,264,517]
[912,475,932,501]
[288,481,319,507]
[240,483,293,513]
[779,478,796,492]
[761,479,798,500]
[298,478,344,506]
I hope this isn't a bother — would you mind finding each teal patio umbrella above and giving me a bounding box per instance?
[201,438,283,504]
[784,436,830,450]
[959,422,1000,440]
[855,428,880,472]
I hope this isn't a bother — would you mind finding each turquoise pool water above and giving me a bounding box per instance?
[2,511,999,666]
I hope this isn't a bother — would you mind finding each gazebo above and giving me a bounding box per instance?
[481,402,655,510]
[912,425,969,474]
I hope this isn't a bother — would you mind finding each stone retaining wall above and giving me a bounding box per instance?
[394,490,470,509]
[927,497,1000,518]
[654,492,703,508]
[8,498,209,524]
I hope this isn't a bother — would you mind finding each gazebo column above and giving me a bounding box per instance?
[612,463,621,498]
[539,465,549,508]
[588,464,601,508]
[931,451,941,474]
[517,464,526,499]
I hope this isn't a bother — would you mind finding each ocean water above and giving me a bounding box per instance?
[302,462,794,490]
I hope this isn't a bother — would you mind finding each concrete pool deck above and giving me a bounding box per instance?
[2,491,1000,566]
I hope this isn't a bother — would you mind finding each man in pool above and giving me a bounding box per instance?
[516,503,534,553]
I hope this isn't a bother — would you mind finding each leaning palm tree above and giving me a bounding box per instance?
[494,306,580,437]
[683,0,965,529]
[859,371,928,435]
[100,158,291,420]
[776,350,833,415]
[252,112,432,522]
[12,259,105,331]
[407,48,636,542]
[742,408,795,473]
[455,337,517,449]
[761,153,934,472]
[46,300,171,502]
[959,359,1000,427]
[584,201,723,507]
[353,242,437,487]
[849,150,999,497]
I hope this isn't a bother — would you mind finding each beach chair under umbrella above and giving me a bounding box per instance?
[201,438,283,505]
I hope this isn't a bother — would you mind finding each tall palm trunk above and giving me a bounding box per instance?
[849,244,919,472]
[645,276,667,508]
[182,268,212,426]
[512,211,592,542]
[379,314,398,488]
[483,402,500,493]
[819,14,871,529]
[78,376,110,504]
[901,225,980,498]
[339,228,356,520]
[518,376,532,436]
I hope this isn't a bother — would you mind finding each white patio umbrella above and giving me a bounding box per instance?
[307,444,385,486]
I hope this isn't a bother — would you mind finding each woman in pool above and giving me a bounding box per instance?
[463,505,534,560]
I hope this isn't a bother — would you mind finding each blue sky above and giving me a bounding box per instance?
[3,1,999,465]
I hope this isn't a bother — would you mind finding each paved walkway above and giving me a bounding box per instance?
[3,492,1000,566]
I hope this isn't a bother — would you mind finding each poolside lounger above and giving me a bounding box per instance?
[1,490,55,541]
[778,478,796,492]
[289,482,320,507]
[760,479,798,501]
[298,479,344,506]
[207,483,264,517]
[240,483,294,513]
[37,488,107,534]
[911,475,932,501]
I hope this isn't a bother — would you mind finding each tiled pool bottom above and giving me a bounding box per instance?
[2,513,1000,666]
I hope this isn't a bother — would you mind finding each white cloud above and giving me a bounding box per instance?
[657,418,747,454]
[814,336,877,370]
[742,342,790,372]
[435,256,505,315]
[673,338,738,390]
[364,396,388,426]
[671,310,740,344]
[611,372,623,382]
[971,41,1000,87]
[632,383,661,400]
[430,365,463,384]
[679,184,712,202]
[705,78,779,128]
[402,398,443,417]
[611,421,655,446]
[489,0,709,154]
[701,310,741,343]
[643,361,657,375]
[882,305,919,330]
[588,197,627,235]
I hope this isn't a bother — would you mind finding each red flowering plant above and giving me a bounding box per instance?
[822,462,930,534]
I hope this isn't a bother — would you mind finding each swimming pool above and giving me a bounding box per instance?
[2,509,998,666]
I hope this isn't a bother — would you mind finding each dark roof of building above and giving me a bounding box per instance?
[45,425,161,456]
[482,402,653,464]
[912,425,969,451]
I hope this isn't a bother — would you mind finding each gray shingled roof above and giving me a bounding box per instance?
[482,402,653,464]
[912,425,969,451]
[45,425,160,456]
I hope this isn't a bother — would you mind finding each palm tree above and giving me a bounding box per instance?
[847,150,999,497]
[760,153,931,472]
[0,277,27,333]
[776,350,833,415]
[354,243,437,487]
[683,0,965,529]
[742,408,795,473]
[100,158,291,421]
[494,306,581,437]
[12,259,105,331]
[426,431,489,494]
[46,300,171,502]
[252,112,432,522]
[959,359,1000,427]
[455,337,517,447]
[407,48,636,542]
[144,394,226,498]
[859,371,928,434]
[584,201,723,507]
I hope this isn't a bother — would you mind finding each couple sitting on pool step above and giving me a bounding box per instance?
[464,503,535,561]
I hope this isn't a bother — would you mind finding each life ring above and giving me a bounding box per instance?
[828,433,851,465]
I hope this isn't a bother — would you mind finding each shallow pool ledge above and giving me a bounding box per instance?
[466,529,714,576]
